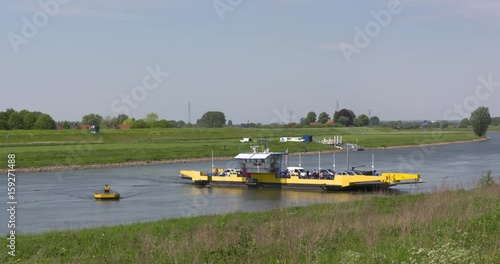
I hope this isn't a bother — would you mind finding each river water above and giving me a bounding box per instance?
[1,133,499,235]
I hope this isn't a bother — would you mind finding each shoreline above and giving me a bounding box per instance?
[6,137,489,174]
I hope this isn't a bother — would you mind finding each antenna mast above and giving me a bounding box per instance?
[188,102,191,124]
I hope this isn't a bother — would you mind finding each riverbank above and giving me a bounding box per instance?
[4,136,489,174]
[3,184,498,263]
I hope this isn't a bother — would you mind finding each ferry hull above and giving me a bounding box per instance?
[179,170,421,191]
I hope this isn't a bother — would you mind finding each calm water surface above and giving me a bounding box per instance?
[1,133,499,234]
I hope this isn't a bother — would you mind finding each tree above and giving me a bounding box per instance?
[123,118,135,125]
[177,120,186,127]
[33,114,56,130]
[7,112,23,130]
[32,111,43,119]
[490,117,500,126]
[197,111,226,127]
[317,112,330,124]
[114,114,129,125]
[21,111,37,129]
[150,119,171,128]
[302,111,317,125]
[470,106,491,137]
[459,118,470,128]
[356,114,369,127]
[0,112,8,130]
[145,112,159,123]
[383,121,403,129]
[100,116,113,128]
[130,119,150,129]
[336,116,349,126]
[5,108,16,120]
[81,114,103,126]
[369,116,380,126]
[334,109,355,127]
[440,121,449,129]
[61,121,71,129]
[169,120,179,128]
[170,120,186,128]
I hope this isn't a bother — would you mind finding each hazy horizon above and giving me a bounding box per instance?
[2,0,499,124]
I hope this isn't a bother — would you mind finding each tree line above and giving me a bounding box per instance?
[377,107,493,137]
[0,107,495,136]
[76,111,230,129]
[79,113,178,129]
[0,108,56,130]
[79,111,229,129]
[0,109,227,130]
[299,109,380,127]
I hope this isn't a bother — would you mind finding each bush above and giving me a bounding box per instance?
[470,107,491,136]
[480,170,494,186]
[130,120,150,129]
[33,114,56,130]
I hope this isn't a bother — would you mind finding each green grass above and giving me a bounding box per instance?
[0,127,481,169]
[488,125,500,132]
[3,184,498,263]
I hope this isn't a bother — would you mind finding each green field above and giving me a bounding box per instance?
[0,127,481,169]
[3,184,498,263]
[488,125,500,131]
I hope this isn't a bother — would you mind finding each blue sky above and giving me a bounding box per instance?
[1,0,499,124]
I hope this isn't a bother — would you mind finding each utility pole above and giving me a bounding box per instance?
[188,102,191,124]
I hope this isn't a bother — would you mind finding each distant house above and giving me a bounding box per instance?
[326,119,334,124]
[79,124,91,130]
[118,124,130,129]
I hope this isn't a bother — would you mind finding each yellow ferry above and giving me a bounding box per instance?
[180,148,422,191]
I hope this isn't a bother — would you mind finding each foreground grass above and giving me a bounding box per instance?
[0,127,480,169]
[4,184,498,263]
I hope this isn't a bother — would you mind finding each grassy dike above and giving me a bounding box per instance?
[0,127,481,171]
[3,184,498,263]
